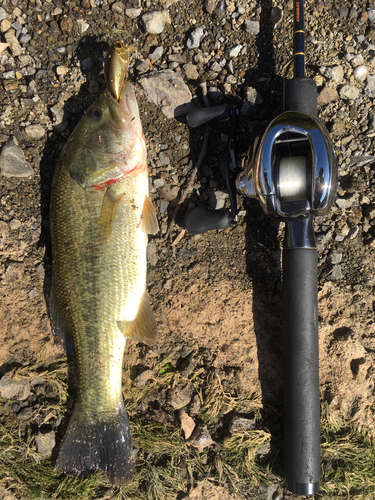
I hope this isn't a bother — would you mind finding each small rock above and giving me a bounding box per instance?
[17,408,34,421]
[158,151,170,166]
[317,87,339,106]
[227,44,243,58]
[339,84,360,100]
[204,0,217,14]
[4,29,23,56]
[3,70,15,80]
[349,54,364,67]
[35,430,56,458]
[327,251,342,264]
[0,373,31,401]
[132,370,154,388]
[330,264,342,281]
[0,7,8,22]
[141,10,171,34]
[368,9,375,24]
[112,1,125,14]
[0,137,33,178]
[149,46,163,62]
[60,16,73,32]
[184,62,199,80]
[76,19,90,34]
[125,8,142,19]
[213,191,228,209]
[50,106,69,133]
[353,65,368,82]
[210,61,222,73]
[139,69,192,118]
[229,415,256,433]
[245,86,263,105]
[320,65,344,84]
[244,20,260,35]
[186,26,205,49]
[24,124,45,140]
[147,239,158,266]
[9,219,21,230]
[336,197,353,210]
[1,19,11,33]
[188,424,215,452]
[366,75,375,97]
[31,376,46,387]
[135,60,150,75]
[169,383,194,410]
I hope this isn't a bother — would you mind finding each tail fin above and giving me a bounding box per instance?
[56,400,133,486]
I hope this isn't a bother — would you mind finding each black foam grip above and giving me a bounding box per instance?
[282,247,321,496]
[185,207,231,234]
[284,77,318,116]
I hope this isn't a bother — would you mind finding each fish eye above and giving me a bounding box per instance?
[89,109,101,121]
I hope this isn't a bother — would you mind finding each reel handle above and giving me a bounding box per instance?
[185,207,231,234]
[186,104,233,128]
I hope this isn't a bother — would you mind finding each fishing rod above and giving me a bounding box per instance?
[184,0,337,495]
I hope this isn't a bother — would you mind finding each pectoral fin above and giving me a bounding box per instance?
[141,195,159,235]
[117,292,157,345]
[98,188,126,244]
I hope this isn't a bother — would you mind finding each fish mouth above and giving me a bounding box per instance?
[105,90,132,129]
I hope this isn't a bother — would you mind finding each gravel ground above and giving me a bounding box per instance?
[1,0,375,499]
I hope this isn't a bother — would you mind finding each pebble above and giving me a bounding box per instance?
[184,63,199,80]
[24,124,45,140]
[317,87,339,106]
[366,74,375,96]
[9,219,21,230]
[148,46,163,62]
[4,29,23,56]
[339,84,360,100]
[227,44,243,58]
[76,19,90,34]
[126,8,142,19]
[147,239,158,266]
[35,430,56,459]
[353,65,368,82]
[320,65,344,84]
[141,10,171,34]
[336,197,353,209]
[169,383,194,410]
[0,373,31,401]
[0,137,33,178]
[187,424,215,452]
[132,370,154,388]
[138,70,192,118]
[204,0,217,15]
[229,415,256,433]
[60,16,73,33]
[244,20,260,35]
[186,26,205,49]
[327,251,343,265]
[0,7,7,22]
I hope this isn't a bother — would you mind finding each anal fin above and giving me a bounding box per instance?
[117,291,157,345]
[141,195,159,235]
[98,188,126,244]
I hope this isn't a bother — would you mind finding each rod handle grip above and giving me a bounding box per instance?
[282,247,321,496]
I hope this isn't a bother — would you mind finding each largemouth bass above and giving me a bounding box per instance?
[51,41,158,486]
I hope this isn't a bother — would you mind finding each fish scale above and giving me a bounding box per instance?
[51,42,158,485]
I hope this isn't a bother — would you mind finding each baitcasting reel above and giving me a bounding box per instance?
[184,0,337,495]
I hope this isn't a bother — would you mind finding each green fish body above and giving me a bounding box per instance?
[51,43,158,485]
